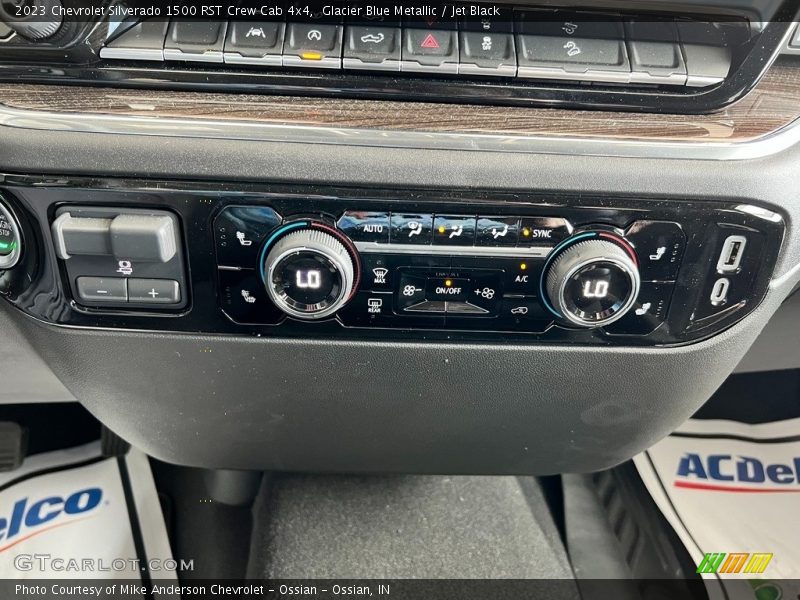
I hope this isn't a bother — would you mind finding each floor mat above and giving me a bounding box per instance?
[634,418,800,600]
[0,441,176,582]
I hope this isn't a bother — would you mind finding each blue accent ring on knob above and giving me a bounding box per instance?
[258,221,309,284]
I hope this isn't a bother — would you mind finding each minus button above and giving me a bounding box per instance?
[76,277,128,303]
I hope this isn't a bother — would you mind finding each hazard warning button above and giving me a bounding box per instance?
[402,29,458,74]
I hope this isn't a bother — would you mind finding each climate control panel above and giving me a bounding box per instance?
[214,207,684,336]
[0,179,785,347]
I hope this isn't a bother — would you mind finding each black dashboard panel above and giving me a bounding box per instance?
[0,176,784,347]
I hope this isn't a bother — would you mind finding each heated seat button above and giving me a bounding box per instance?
[518,217,572,246]
[433,216,476,246]
[284,23,343,69]
[604,281,674,335]
[343,26,401,71]
[224,21,285,65]
[390,214,433,245]
[625,220,686,281]
[476,217,520,247]
[218,269,283,325]
[214,206,283,268]
[337,211,390,243]
[402,29,458,74]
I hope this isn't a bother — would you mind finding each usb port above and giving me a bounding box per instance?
[717,235,747,273]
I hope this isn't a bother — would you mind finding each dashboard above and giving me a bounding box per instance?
[1,0,800,476]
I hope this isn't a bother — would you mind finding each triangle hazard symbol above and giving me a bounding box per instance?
[420,33,440,49]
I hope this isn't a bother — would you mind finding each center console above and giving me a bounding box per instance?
[0,176,784,347]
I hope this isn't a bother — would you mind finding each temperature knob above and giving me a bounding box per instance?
[261,223,359,320]
[542,235,640,327]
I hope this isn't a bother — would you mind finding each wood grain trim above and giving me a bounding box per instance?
[1,61,799,143]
